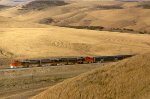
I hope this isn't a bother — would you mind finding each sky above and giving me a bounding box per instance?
[0,0,32,6]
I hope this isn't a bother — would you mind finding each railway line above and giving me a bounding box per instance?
[0,68,30,72]
[9,55,134,69]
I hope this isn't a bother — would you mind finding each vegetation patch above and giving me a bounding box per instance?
[137,2,150,9]
[19,0,68,12]
[95,5,123,10]
[0,5,10,10]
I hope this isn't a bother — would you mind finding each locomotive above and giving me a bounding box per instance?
[10,55,133,68]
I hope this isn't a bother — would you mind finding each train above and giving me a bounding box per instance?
[9,55,134,68]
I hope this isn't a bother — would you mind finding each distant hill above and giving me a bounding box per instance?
[118,0,150,1]
[137,1,150,9]
[0,1,150,34]
[0,5,10,10]
[18,0,68,12]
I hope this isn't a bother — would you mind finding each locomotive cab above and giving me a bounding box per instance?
[10,60,21,69]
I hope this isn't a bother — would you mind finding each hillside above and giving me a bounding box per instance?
[32,52,150,99]
[0,1,149,98]
[0,5,10,10]
[0,27,150,65]
[18,0,68,13]
[0,1,150,34]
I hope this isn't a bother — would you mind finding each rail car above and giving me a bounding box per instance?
[9,55,134,68]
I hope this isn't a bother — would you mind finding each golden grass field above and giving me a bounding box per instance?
[0,0,150,99]
[0,1,150,33]
[0,27,150,60]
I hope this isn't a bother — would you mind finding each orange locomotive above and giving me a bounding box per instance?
[10,60,21,68]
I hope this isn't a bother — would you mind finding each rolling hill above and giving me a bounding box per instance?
[0,1,150,34]
[0,5,10,10]
[0,1,150,98]
[32,52,150,99]
[0,27,150,65]
[19,0,68,13]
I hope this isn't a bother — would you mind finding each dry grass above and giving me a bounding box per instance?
[32,52,150,99]
[0,1,150,98]
[0,27,150,62]
[0,63,102,99]
[0,1,149,33]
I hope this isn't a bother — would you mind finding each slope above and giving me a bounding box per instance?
[32,52,150,99]
[0,1,150,34]
[18,0,68,13]
[0,5,10,10]
[0,27,150,63]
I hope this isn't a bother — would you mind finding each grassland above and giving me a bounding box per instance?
[0,0,150,99]
[0,63,104,99]
[0,27,150,63]
[32,52,150,99]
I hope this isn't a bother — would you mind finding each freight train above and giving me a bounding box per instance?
[10,55,134,68]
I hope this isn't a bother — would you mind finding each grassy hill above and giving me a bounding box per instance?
[0,5,10,10]
[0,1,150,34]
[0,1,149,98]
[18,0,68,13]
[32,52,150,99]
[0,27,150,64]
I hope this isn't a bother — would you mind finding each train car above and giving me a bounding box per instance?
[85,57,94,63]
[94,56,104,63]
[113,55,133,61]
[94,56,114,63]
[45,58,60,66]
[65,57,78,65]
[77,57,85,64]
[20,59,41,68]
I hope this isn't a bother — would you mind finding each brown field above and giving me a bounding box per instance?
[0,0,150,99]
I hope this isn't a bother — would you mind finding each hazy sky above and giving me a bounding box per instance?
[0,0,33,6]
